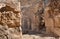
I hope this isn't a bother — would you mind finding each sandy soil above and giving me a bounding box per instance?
[23,34,60,39]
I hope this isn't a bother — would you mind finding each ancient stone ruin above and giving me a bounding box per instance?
[21,0,60,37]
[0,0,22,39]
[44,0,60,36]
[0,0,60,39]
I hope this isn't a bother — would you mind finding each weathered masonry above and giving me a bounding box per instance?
[21,0,60,37]
[0,0,22,39]
[21,0,45,33]
[44,0,60,36]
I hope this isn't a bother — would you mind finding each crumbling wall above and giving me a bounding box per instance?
[21,0,44,33]
[44,0,60,36]
[0,0,22,39]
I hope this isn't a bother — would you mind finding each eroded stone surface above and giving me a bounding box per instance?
[0,0,22,39]
[0,25,22,39]
[21,0,44,33]
[44,0,60,36]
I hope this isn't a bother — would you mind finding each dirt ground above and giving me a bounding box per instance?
[23,34,60,39]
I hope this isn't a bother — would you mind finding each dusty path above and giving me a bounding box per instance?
[23,34,60,39]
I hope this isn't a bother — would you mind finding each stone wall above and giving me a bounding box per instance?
[0,0,22,39]
[44,0,60,36]
[21,0,44,33]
